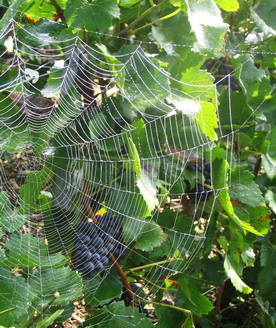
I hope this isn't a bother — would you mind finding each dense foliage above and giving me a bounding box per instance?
[0,0,275,327]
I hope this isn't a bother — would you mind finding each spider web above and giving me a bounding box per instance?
[0,17,274,327]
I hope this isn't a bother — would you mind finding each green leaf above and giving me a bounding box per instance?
[229,166,265,207]
[195,102,218,140]
[151,14,196,56]
[127,137,141,177]
[84,273,122,307]
[0,268,34,326]
[178,276,214,317]
[224,255,253,294]
[119,46,170,112]
[234,205,271,235]
[89,112,110,140]
[265,190,276,214]
[186,0,228,49]
[135,222,167,252]
[251,0,276,35]
[65,0,120,32]
[215,0,239,12]
[233,55,267,98]
[136,170,158,214]
[105,189,149,218]
[262,154,276,179]
[154,303,189,328]
[3,233,67,268]
[18,166,53,215]
[180,68,217,105]
[30,267,83,306]
[85,301,154,327]
[36,309,64,328]
[0,192,27,232]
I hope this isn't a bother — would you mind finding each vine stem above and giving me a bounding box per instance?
[117,0,168,36]
[126,257,182,273]
[49,0,66,22]
[25,292,60,328]
[109,252,136,306]
[130,8,181,34]
[151,300,192,315]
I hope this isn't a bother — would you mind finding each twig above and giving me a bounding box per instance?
[50,0,66,22]
[126,257,182,273]
[109,252,136,306]
[130,8,181,34]
[215,283,225,314]
[26,292,60,328]
[117,0,168,36]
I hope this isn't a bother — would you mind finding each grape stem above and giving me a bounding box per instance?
[109,252,136,307]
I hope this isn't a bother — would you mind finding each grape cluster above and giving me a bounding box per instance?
[72,213,126,277]
[205,58,239,91]
[186,159,213,201]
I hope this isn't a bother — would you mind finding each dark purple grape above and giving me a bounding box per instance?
[187,165,196,171]
[94,262,104,271]
[93,237,104,247]
[98,247,108,255]
[82,250,92,260]
[205,178,211,186]
[101,256,109,266]
[92,253,101,261]
[84,261,95,272]
[197,184,204,192]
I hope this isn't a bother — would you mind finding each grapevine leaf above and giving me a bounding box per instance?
[30,267,83,306]
[135,222,167,252]
[106,189,149,218]
[262,154,276,179]
[151,14,196,56]
[178,276,214,317]
[224,255,253,294]
[213,157,263,235]
[36,309,64,328]
[233,55,267,98]
[215,0,239,12]
[85,301,154,327]
[18,166,53,215]
[65,0,120,32]
[229,166,265,207]
[0,192,27,232]
[265,190,276,214]
[180,68,216,105]
[186,0,228,49]
[196,102,218,140]
[128,138,158,214]
[136,171,158,214]
[84,274,122,307]
[3,233,67,268]
[234,205,271,235]
[154,304,189,328]
[0,268,34,326]
[127,138,141,177]
[119,46,171,112]
[251,0,276,34]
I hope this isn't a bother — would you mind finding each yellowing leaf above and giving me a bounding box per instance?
[215,0,239,12]
[196,102,218,140]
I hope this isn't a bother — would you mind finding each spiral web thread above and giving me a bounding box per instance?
[0,18,274,326]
